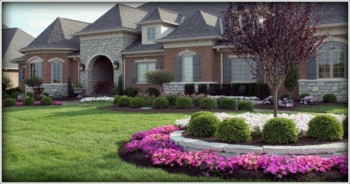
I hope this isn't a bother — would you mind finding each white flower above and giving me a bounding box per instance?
[80,96,114,103]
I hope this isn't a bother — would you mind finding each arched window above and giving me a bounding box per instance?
[51,61,62,83]
[28,56,43,78]
[317,41,347,79]
[182,54,193,82]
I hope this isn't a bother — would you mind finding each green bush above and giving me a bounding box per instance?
[307,115,343,141]
[130,97,147,108]
[113,96,122,105]
[198,84,208,94]
[251,126,262,137]
[215,118,251,143]
[263,118,298,144]
[200,97,218,109]
[3,98,16,106]
[299,93,310,99]
[184,84,195,96]
[216,97,224,107]
[323,93,337,103]
[188,114,220,137]
[343,117,348,138]
[124,88,139,97]
[152,97,169,109]
[238,101,254,111]
[23,96,35,106]
[191,97,203,107]
[190,111,215,122]
[165,94,177,106]
[218,98,236,110]
[2,92,10,100]
[175,96,193,109]
[145,87,160,97]
[40,96,52,105]
[280,93,290,100]
[26,92,34,98]
[117,96,131,107]
[135,95,152,105]
[43,92,49,97]
[11,91,21,99]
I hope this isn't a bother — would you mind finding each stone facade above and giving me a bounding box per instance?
[79,33,138,95]
[299,79,348,102]
[163,82,216,94]
[25,84,67,96]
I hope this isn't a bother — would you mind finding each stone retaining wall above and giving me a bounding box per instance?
[164,82,216,94]
[25,84,67,96]
[298,79,348,102]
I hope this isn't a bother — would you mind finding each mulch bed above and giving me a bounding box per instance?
[102,106,245,113]
[255,102,347,111]
[182,132,348,146]
[118,142,347,181]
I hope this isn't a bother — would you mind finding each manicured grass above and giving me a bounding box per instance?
[294,105,348,114]
[3,102,267,182]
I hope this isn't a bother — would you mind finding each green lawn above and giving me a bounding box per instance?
[2,102,347,181]
[294,105,348,114]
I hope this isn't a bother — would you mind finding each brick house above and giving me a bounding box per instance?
[12,2,348,101]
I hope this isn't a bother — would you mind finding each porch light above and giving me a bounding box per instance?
[113,60,120,70]
[79,63,85,71]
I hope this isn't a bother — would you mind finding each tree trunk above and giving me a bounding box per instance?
[272,88,278,117]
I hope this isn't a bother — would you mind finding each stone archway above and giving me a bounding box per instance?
[89,55,114,95]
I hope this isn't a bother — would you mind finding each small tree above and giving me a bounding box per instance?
[2,75,12,90]
[67,77,74,97]
[145,70,175,93]
[283,66,299,99]
[223,2,327,117]
[24,77,42,87]
[118,75,124,95]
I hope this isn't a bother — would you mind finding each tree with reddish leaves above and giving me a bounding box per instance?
[223,2,328,117]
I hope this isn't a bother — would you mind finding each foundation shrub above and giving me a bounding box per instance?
[218,98,237,110]
[323,93,337,103]
[3,98,16,106]
[152,97,169,109]
[23,96,35,106]
[40,96,52,105]
[117,96,131,107]
[238,101,254,111]
[145,87,160,97]
[184,84,195,96]
[200,97,218,109]
[130,97,147,108]
[175,96,193,109]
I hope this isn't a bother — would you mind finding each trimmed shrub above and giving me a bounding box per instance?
[2,92,10,100]
[136,95,152,105]
[40,96,52,105]
[11,91,21,99]
[198,84,208,95]
[280,93,290,100]
[299,93,310,99]
[218,98,236,110]
[238,101,254,111]
[184,84,195,96]
[165,94,177,106]
[221,84,231,96]
[26,92,34,98]
[307,115,343,141]
[130,97,147,108]
[190,111,215,122]
[323,93,337,103]
[113,96,122,105]
[263,118,298,144]
[192,97,203,107]
[200,97,218,109]
[208,84,221,96]
[23,96,35,106]
[117,96,131,107]
[145,87,160,97]
[188,114,220,137]
[215,118,251,143]
[175,96,193,109]
[124,87,139,97]
[343,117,348,138]
[3,98,16,106]
[152,97,169,109]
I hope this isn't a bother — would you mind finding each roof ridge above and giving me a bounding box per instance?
[59,17,91,24]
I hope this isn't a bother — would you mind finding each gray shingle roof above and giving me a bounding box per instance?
[2,24,9,29]
[2,28,17,56]
[22,17,89,50]
[78,3,148,34]
[321,2,347,24]
[122,39,163,53]
[139,8,183,25]
[159,10,221,40]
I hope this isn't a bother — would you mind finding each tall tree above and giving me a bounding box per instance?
[223,2,327,117]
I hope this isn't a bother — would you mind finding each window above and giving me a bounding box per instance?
[51,61,62,83]
[30,62,42,78]
[182,54,193,82]
[137,62,156,83]
[318,42,347,79]
[19,66,25,81]
[231,58,256,82]
[147,27,156,41]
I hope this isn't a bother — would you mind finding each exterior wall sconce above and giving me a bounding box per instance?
[79,63,85,71]
[113,60,120,70]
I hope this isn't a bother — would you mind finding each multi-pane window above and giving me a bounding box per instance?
[231,58,256,82]
[318,42,346,79]
[182,54,193,82]
[19,66,25,81]
[137,62,156,83]
[30,62,42,78]
[51,61,62,83]
[147,27,156,41]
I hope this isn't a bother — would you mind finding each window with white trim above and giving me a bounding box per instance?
[318,43,346,79]
[182,54,193,82]
[147,27,156,41]
[137,62,156,83]
[30,62,42,78]
[231,58,256,83]
[51,61,62,83]
[19,66,25,81]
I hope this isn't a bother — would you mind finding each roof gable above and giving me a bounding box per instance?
[140,8,183,25]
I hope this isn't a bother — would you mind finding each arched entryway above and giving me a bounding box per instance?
[89,55,114,95]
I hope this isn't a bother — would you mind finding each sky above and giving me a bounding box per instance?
[2,2,143,37]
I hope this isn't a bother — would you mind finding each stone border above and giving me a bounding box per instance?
[170,131,348,157]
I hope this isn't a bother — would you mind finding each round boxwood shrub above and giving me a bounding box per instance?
[117,96,131,107]
[130,97,147,108]
[307,115,343,141]
[135,95,152,105]
[165,94,177,106]
[323,93,337,103]
[23,96,34,106]
[215,118,251,143]
[192,97,202,107]
[263,118,298,144]
[175,96,193,109]
[40,96,52,105]
[190,111,214,122]
[188,114,220,137]
[113,96,122,105]
[3,98,16,106]
[343,117,348,138]
[238,101,254,111]
[152,97,169,109]
[218,98,236,110]
[200,97,218,109]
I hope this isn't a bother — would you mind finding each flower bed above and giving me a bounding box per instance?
[124,125,348,179]
[15,101,63,106]
[207,95,260,101]
[175,112,346,134]
[80,96,114,103]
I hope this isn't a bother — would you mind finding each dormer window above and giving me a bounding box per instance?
[147,27,156,41]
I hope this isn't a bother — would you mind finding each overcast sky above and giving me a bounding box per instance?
[2,2,143,37]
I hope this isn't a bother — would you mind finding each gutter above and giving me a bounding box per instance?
[73,28,139,36]
[156,35,222,43]
[121,49,164,55]
[19,47,78,53]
